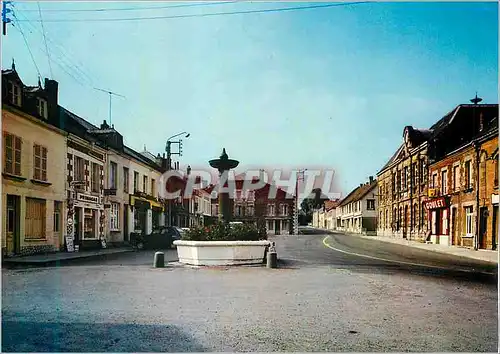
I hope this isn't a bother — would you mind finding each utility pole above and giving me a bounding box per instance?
[470,93,483,251]
[294,169,306,235]
[165,132,190,226]
[94,87,125,126]
[2,1,12,36]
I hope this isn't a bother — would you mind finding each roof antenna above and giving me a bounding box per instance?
[94,87,126,126]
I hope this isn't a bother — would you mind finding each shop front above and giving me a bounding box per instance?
[129,193,164,235]
[73,192,104,250]
[423,196,450,245]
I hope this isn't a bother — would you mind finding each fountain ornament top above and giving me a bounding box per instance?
[209,148,239,172]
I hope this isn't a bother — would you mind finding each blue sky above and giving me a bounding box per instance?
[2,1,498,196]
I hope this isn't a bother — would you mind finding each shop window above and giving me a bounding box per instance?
[84,209,98,239]
[25,198,46,239]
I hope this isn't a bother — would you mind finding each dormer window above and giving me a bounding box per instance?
[36,98,48,119]
[7,81,21,106]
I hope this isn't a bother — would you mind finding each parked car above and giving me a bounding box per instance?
[131,227,170,250]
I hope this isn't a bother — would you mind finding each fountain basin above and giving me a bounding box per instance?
[173,240,270,266]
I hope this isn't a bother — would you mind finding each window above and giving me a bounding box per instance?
[4,133,22,176]
[74,156,85,184]
[235,205,242,216]
[53,201,62,233]
[268,204,275,216]
[110,203,120,231]
[7,81,21,106]
[465,160,472,189]
[247,206,254,216]
[397,170,401,192]
[441,169,448,194]
[495,157,498,187]
[143,176,148,193]
[25,198,46,239]
[281,204,288,216]
[123,167,129,193]
[36,98,48,119]
[403,167,408,190]
[367,199,375,210]
[385,209,389,228]
[151,178,156,196]
[453,165,460,191]
[432,173,437,189]
[33,144,48,181]
[134,171,139,192]
[465,206,473,236]
[109,161,117,189]
[91,163,100,193]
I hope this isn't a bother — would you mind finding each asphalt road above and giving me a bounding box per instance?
[2,229,498,352]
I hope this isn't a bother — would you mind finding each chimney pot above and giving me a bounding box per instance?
[369,176,374,184]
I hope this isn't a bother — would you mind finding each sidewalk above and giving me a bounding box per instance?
[316,228,499,264]
[2,247,134,267]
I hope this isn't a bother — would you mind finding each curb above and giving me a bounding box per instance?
[2,249,135,268]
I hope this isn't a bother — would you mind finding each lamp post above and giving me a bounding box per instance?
[165,132,190,226]
[470,93,482,251]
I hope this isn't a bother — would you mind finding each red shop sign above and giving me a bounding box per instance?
[423,197,448,211]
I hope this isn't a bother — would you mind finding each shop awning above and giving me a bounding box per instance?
[130,195,165,211]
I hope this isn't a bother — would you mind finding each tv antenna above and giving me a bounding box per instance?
[94,87,125,126]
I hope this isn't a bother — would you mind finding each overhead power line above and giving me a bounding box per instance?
[16,2,370,23]
[12,21,41,79]
[12,7,96,86]
[18,1,239,12]
[37,2,53,78]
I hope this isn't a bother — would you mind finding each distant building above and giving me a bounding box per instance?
[337,177,378,235]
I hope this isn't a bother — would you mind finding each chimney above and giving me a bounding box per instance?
[187,165,192,175]
[369,176,374,184]
[100,120,109,129]
[44,78,59,123]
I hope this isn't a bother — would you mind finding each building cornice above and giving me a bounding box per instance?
[2,103,67,137]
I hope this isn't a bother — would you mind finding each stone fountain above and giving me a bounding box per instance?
[209,148,239,223]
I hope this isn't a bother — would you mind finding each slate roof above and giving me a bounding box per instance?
[338,180,377,207]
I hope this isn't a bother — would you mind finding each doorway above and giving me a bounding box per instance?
[123,204,129,242]
[403,205,408,238]
[274,220,281,235]
[74,207,82,245]
[451,207,457,245]
[479,207,488,249]
[6,195,21,255]
[492,206,498,250]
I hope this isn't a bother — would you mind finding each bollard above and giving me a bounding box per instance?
[154,251,165,268]
[266,242,277,269]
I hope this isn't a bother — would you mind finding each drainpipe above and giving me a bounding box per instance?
[473,140,480,251]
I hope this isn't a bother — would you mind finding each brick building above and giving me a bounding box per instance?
[377,126,431,241]
[209,175,294,235]
[426,103,498,249]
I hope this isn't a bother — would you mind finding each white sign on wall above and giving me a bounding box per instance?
[492,194,499,205]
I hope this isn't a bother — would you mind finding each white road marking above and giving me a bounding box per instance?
[322,235,496,276]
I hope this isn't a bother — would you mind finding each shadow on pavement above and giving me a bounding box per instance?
[2,320,207,352]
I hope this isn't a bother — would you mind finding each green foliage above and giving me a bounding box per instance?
[183,222,267,241]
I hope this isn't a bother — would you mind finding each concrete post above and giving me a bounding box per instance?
[266,242,277,268]
[154,252,165,268]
